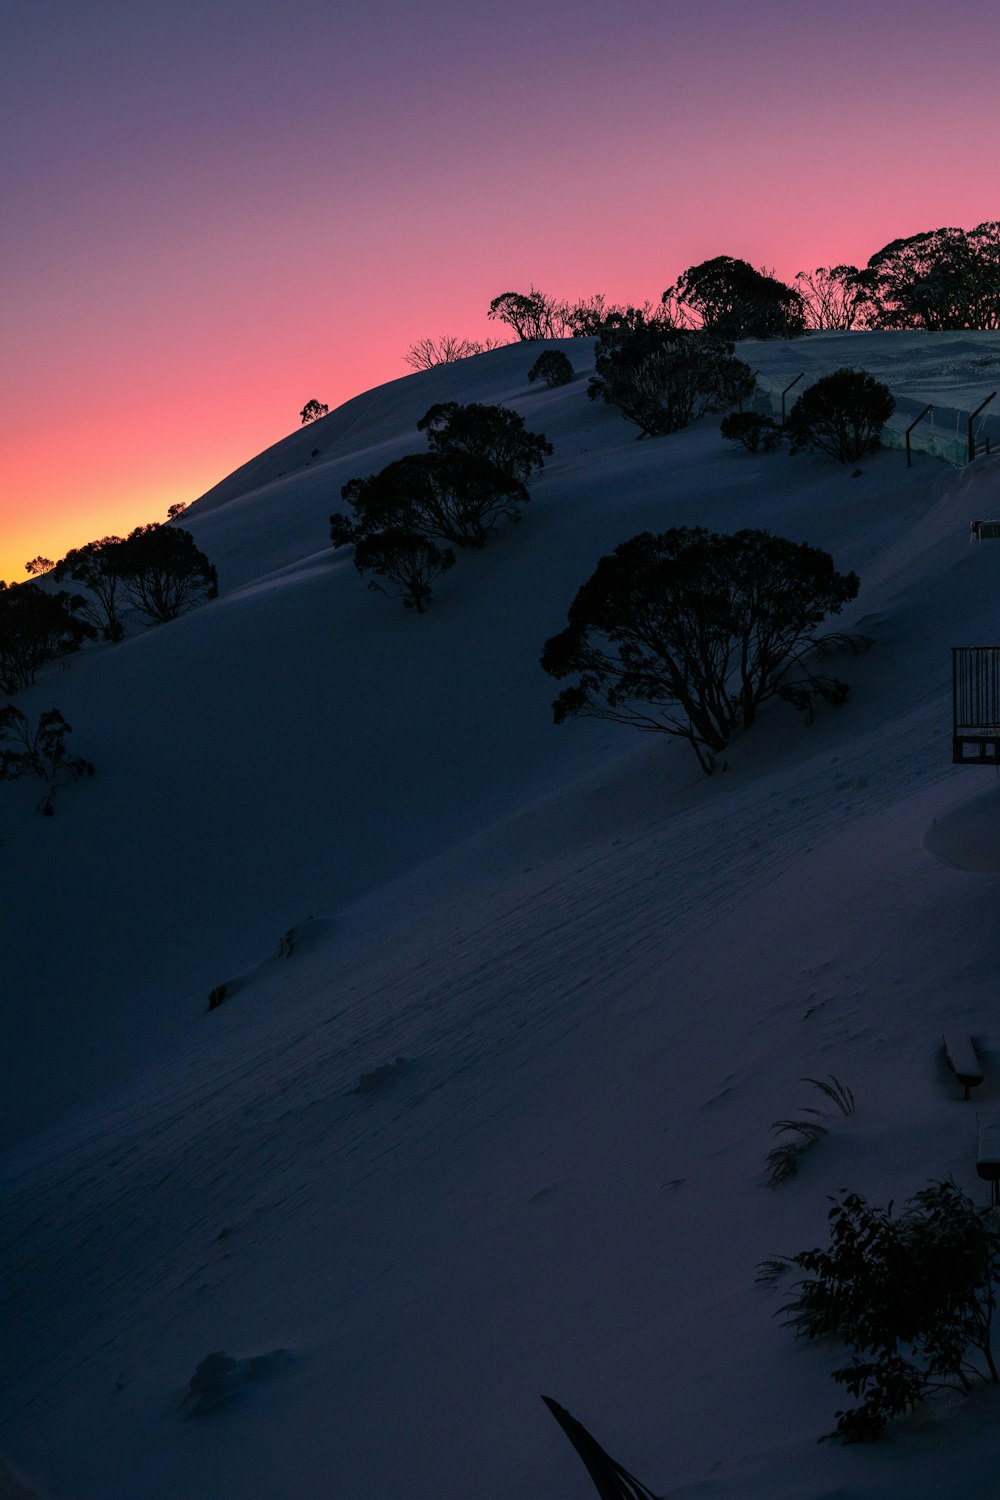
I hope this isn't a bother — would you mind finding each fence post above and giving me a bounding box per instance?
[780,373,805,426]
[905,404,933,468]
[968,391,997,463]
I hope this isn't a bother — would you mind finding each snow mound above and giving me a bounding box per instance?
[925,785,1000,872]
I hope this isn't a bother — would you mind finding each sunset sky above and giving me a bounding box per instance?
[2,0,996,582]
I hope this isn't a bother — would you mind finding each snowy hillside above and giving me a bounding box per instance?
[5,332,1000,1498]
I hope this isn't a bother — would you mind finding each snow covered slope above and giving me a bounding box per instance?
[4,333,1000,1498]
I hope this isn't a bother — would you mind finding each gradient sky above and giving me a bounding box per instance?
[2,0,997,581]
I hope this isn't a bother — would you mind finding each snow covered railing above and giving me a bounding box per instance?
[952,647,1000,763]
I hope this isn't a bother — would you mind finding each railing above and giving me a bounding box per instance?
[953,647,1000,763]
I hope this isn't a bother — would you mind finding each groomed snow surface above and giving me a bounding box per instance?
[4,331,1000,1498]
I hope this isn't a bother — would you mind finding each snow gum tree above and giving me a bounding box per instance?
[541,527,860,774]
[53,536,127,641]
[415,401,553,484]
[113,524,218,625]
[334,452,529,553]
[0,581,95,692]
[666,256,806,339]
[0,704,94,814]
[588,321,754,439]
[351,529,455,613]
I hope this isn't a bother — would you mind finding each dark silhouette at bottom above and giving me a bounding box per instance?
[542,1396,661,1499]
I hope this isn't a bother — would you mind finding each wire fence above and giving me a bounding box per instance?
[749,374,1000,468]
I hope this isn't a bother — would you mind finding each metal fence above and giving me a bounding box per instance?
[953,647,1000,763]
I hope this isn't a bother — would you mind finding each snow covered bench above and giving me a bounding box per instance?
[976,1111,1000,1206]
[943,1034,984,1100]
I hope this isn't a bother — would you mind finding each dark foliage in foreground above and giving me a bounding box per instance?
[769,1181,1000,1442]
[541,527,860,774]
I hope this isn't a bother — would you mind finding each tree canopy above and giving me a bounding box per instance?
[542,527,860,773]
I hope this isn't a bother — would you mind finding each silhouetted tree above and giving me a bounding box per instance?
[856,222,1000,330]
[24,557,54,577]
[786,368,895,463]
[0,581,95,692]
[300,399,329,424]
[487,288,566,340]
[588,322,753,438]
[403,335,503,370]
[333,451,529,551]
[527,350,574,387]
[0,704,94,814]
[53,536,127,641]
[795,265,870,330]
[667,256,806,339]
[541,527,859,774]
[351,528,456,612]
[166,502,188,521]
[416,401,553,483]
[114,524,218,624]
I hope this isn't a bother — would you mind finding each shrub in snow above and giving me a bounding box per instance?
[179,1348,290,1417]
[765,1075,855,1186]
[786,368,895,463]
[333,453,528,555]
[770,1180,1000,1442]
[416,401,553,485]
[666,255,807,340]
[333,403,550,607]
[353,528,456,612]
[527,350,574,388]
[720,410,782,453]
[588,322,754,438]
[300,399,329,423]
[541,527,860,775]
[0,581,95,692]
[0,705,94,815]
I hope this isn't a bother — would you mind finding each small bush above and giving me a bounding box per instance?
[769,1180,1000,1442]
[588,324,754,438]
[0,704,94,814]
[786,367,895,462]
[720,410,782,453]
[353,528,455,612]
[765,1075,855,1186]
[527,350,573,388]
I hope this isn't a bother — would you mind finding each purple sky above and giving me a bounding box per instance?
[2,0,996,577]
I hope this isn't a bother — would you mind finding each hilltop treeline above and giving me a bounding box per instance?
[405,221,1000,367]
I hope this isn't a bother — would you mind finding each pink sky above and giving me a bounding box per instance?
[2,0,996,582]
